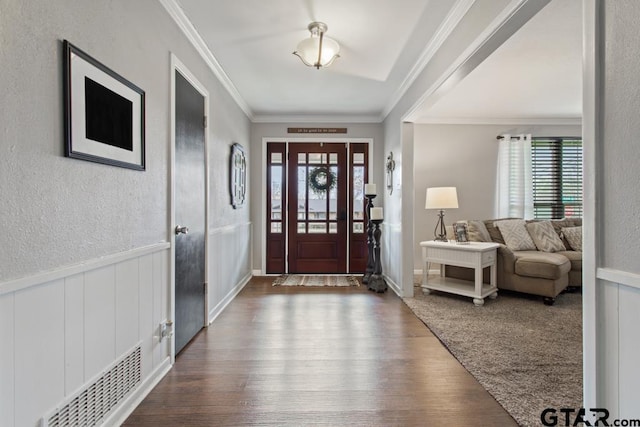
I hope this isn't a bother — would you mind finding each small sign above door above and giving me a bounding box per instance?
[287,127,347,134]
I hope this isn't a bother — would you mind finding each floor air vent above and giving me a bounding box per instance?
[42,344,142,427]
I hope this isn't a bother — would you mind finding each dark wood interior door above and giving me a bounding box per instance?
[174,71,205,354]
[288,143,347,273]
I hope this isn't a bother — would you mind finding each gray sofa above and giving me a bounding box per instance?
[446,218,582,305]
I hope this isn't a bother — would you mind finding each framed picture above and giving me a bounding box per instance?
[230,143,247,208]
[63,40,145,170]
[453,222,470,244]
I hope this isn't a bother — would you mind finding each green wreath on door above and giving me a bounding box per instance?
[308,167,337,196]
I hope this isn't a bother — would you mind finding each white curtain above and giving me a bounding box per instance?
[496,133,534,219]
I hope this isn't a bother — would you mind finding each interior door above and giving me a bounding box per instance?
[288,143,347,273]
[174,71,205,354]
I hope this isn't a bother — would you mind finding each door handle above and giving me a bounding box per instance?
[175,225,189,235]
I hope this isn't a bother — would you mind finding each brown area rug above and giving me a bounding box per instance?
[403,284,582,427]
[272,275,360,287]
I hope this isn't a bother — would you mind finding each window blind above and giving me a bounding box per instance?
[531,138,582,219]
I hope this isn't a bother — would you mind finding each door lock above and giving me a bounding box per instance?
[175,225,189,235]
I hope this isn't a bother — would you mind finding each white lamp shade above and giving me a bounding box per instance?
[294,36,340,67]
[425,187,459,209]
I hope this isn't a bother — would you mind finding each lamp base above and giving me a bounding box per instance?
[433,210,449,242]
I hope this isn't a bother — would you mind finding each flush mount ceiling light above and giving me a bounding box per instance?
[293,22,340,70]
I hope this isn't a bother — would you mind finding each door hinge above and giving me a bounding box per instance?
[203,282,208,294]
[203,116,208,128]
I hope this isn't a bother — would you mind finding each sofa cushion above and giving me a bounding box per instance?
[495,219,537,251]
[526,221,566,252]
[561,226,582,251]
[484,218,516,244]
[551,218,582,247]
[557,250,582,271]
[514,251,571,280]
[468,220,491,242]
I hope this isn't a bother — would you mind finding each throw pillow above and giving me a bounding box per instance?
[562,226,582,251]
[526,221,566,252]
[495,219,537,251]
[468,220,491,242]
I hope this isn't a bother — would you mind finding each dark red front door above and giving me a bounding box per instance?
[288,143,347,273]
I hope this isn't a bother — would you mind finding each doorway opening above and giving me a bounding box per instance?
[265,141,369,274]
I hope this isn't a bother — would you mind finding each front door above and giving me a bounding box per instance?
[288,143,347,273]
[174,71,206,354]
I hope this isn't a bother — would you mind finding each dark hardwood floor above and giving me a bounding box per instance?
[123,276,517,426]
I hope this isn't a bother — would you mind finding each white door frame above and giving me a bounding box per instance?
[260,137,373,275]
[581,0,599,411]
[170,54,210,363]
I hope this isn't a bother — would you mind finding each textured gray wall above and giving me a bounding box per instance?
[0,0,250,281]
[601,0,640,274]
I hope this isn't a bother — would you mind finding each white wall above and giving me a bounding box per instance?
[412,123,581,269]
[0,1,251,426]
[587,0,640,417]
[249,122,384,273]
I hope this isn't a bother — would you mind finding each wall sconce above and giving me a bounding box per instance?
[386,152,396,195]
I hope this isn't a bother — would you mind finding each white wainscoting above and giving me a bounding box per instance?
[208,222,252,324]
[596,268,640,419]
[0,243,170,427]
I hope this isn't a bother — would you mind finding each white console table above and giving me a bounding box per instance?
[420,241,500,306]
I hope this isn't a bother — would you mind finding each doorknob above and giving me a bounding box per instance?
[175,225,189,235]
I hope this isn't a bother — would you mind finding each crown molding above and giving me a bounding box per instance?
[159,0,253,120]
[382,0,477,120]
[412,116,582,125]
[251,113,383,124]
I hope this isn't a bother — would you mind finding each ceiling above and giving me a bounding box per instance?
[167,0,582,123]
[412,0,582,124]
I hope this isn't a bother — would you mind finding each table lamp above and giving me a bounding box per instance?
[425,187,458,242]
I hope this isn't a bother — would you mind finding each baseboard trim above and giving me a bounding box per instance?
[384,274,402,297]
[104,356,172,426]
[208,272,252,324]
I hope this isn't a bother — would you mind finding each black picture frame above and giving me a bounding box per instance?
[454,222,470,244]
[63,40,145,170]
[230,143,247,208]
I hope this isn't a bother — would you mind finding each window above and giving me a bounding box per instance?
[531,138,582,219]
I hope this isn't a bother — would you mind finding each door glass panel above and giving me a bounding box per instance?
[353,166,364,220]
[309,166,328,221]
[271,222,282,233]
[271,165,282,220]
[297,166,307,220]
[353,223,364,233]
[271,152,283,164]
[297,223,306,233]
[330,153,338,164]
[308,223,327,234]
[329,223,337,234]
[298,153,306,164]
[308,153,323,164]
[354,153,365,164]
[329,166,338,220]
